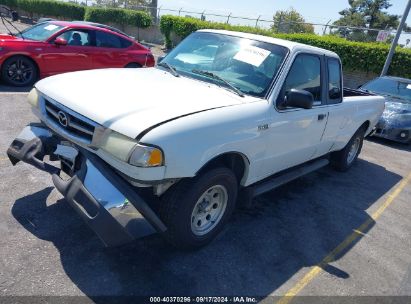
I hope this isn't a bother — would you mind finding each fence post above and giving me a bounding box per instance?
[381,0,411,76]
[323,19,331,35]
[255,15,261,28]
[157,5,162,23]
[226,13,231,24]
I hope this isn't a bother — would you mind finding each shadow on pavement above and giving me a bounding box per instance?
[11,159,401,299]
[0,84,32,93]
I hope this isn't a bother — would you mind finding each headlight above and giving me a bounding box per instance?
[99,131,137,162]
[99,130,163,167]
[27,88,39,107]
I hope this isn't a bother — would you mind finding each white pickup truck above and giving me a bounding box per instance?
[8,30,385,249]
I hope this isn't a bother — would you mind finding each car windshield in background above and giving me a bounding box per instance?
[160,32,288,97]
[362,78,411,102]
[16,22,64,41]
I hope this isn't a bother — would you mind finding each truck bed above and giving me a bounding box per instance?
[343,87,376,97]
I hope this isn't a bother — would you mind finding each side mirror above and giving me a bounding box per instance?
[284,89,314,109]
[54,37,68,46]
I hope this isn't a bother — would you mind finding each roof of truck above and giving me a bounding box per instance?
[198,29,340,58]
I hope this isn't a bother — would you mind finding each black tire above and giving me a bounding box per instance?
[159,167,238,249]
[1,56,38,87]
[125,62,142,68]
[330,126,366,172]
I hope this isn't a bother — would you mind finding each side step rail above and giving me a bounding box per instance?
[252,158,329,197]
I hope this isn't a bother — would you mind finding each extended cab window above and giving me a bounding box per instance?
[278,53,322,109]
[328,58,342,103]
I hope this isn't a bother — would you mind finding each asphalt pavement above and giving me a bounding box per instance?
[0,92,410,303]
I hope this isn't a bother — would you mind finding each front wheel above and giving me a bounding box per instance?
[1,56,38,86]
[330,126,366,172]
[159,167,238,249]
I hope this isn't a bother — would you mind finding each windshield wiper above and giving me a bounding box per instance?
[191,69,244,97]
[157,61,179,77]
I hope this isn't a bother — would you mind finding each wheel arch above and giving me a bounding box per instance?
[360,120,371,135]
[124,62,142,68]
[195,152,250,186]
[1,54,40,78]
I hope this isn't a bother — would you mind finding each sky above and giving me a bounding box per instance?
[157,0,411,43]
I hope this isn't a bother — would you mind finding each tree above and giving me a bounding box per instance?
[333,0,409,42]
[271,8,314,34]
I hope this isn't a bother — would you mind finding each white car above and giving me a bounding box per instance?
[7,30,385,249]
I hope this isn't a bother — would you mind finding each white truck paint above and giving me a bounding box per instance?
[34,30,384,187]
[10,29,385,248]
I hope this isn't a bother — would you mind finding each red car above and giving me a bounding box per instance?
[0,20,155,86]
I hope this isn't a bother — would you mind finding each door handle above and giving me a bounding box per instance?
[318,114,327,121]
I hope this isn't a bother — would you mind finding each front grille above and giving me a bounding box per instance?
[44,99,95,143]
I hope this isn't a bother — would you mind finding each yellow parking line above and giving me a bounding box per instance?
[277,171,411,304]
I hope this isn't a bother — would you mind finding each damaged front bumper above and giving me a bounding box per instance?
[7,123,167,247]
[373,121,411,143]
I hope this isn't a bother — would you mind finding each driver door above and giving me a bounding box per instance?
[260,53,329,178]
[41,29,93,76]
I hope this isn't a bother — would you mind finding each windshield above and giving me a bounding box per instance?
[16,22,64,41]
[361,77,411,102]
[160,32,288,97]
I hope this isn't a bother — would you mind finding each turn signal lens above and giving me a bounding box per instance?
[147,148,163,166]
[129,145,163,167]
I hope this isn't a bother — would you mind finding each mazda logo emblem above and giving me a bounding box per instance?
[57,111,68,127]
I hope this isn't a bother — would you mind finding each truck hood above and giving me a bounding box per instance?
[35,68,248,138]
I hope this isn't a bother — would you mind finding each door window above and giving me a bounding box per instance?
[55,30,92,47]
[279,53,322,109]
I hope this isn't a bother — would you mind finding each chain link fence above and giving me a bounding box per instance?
[58,1,411,46]
[123,4,411,44]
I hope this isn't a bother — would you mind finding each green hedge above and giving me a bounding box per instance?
[160,15,270,49]
[160,15,411,78]
[84,7,151,28]
[1,0,85,20]
[0,0,152,28]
